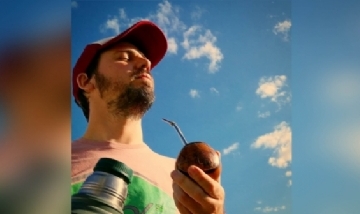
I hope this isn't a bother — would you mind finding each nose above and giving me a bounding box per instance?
[135,55,151,73]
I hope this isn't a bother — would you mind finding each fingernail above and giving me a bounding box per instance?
[188,165,197,175]
[216,150,221,157]
[170,170,176,178]
[171,169,181,179]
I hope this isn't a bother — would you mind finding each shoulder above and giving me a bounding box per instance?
[71,138,97,178]
[71,138,85,149]
[152,152,177,168]
[160,154,176,163]
[71,138,86,159]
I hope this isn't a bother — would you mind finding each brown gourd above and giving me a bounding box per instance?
[162,119,221,180]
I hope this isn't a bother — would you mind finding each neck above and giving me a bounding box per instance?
[84,111,144,145]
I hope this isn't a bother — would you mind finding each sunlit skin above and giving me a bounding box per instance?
[96,43,154,93]
[76,42,225,214]
[171,151,225,214]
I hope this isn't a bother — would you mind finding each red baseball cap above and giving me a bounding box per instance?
[72,20,167,101]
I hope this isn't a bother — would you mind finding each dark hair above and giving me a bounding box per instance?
[75,52,101,121]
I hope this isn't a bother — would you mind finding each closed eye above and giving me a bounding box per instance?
[114,49,145,62]
[117,57,130,61]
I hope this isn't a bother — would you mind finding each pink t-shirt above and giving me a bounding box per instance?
[71,138,179,214]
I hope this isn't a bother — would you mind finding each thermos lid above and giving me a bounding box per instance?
[94,158,133,184]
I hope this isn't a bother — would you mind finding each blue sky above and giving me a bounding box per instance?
[292,1,360,214]
[72,1,291,213]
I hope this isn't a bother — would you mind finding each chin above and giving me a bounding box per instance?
[132,84,154,93]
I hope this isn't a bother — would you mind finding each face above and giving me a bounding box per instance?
[92,42,155,118]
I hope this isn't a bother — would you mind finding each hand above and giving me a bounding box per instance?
[171,164,225,214]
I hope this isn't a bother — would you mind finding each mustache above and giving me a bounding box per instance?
[131,66,151,78]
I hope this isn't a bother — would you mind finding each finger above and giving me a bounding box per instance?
[173,183,198,214]
[171,169,212,205]
[174,199,192,214]
[188,165,224,199]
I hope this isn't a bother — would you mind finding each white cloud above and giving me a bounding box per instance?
[273,20,291,41]
[223,142,239,155]
[182,26,223,73]
[191,6,205,20]
[269,14,278,19]
[119,8,127,20]
[258,111,271,118]
[251,121,292,168]
[102,0,184,55]
[287,179,292,187]
[148,0,186,36]
[182,25,199,49]
[99,0,224,68]
[155,1,172,26]
[210,87,219,94]
[189,89,200,98]
[71,1,78,8]
[256,75,286,98]
[285,170,292,177]
[236,103,242,111]
[256,75,290,106]
[147,1,185,54]
[167,37,178,54]
[255,205,286,213]
[101,17,120,34]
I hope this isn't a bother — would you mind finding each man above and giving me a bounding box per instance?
[71,20,225,214]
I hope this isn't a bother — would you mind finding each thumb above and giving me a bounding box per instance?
[215,150,222,183]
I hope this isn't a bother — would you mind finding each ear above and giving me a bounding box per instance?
[77,73,95,93]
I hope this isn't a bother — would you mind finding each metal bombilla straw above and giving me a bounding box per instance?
[162,118,188,146]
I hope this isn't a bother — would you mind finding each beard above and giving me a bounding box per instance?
[94,71,155,119]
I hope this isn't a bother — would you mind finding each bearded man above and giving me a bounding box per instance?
[71,20,225,214]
